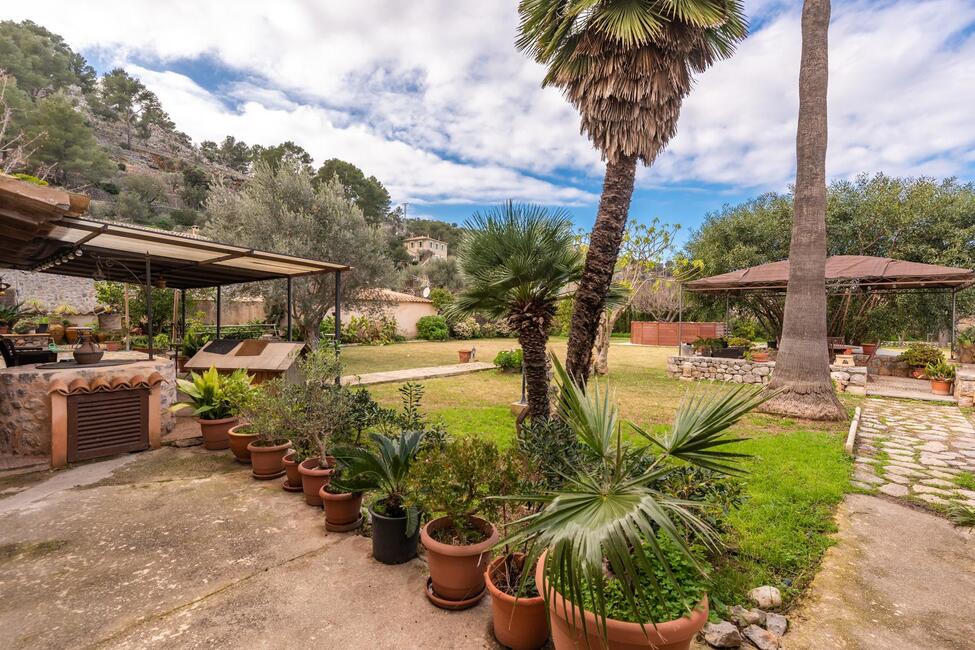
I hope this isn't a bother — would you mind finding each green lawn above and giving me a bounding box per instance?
[349,338,856,611]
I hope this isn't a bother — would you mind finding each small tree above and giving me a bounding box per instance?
[25,92,112,185]
[205,163,394,346]
[96,68,171,147]
[451,202,583,421]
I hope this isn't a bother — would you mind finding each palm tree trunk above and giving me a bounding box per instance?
[565,155,637,384]
[518,327,551,421]
[763,0,845,421]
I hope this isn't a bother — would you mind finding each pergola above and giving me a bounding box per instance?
[681,255,975,353]
[0,175,349,359]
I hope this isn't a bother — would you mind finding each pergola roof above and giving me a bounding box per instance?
[685,255,975,294]
[0,175,348,289]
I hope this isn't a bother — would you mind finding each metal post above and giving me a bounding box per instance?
[677,283,684,357]
[286,277,293,342]
[145,255,153,361]
[180,288,186,344]
[951,288,957,360]
[215,285,222,340]
[334,271,342,384]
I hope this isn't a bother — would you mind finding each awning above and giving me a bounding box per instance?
[685,255,975,294]
[0,174,348,289]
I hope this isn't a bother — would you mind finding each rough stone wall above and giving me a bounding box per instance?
[868,354,912,378]
[955,366,975,406]
[667,356,867,394]
[2,270,96,314]
[0,358,176,456]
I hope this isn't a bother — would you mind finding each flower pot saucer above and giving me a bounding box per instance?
[325,515,364,533]
[282,478,303,492]
[425,576,486,610]
[252,469,286,480]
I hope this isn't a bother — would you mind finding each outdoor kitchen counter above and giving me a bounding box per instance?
[0,357,176,458]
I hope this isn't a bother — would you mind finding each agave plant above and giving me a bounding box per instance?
[499,356,772,640]
[331,430,425,536]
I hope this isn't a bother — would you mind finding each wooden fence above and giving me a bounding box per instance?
[630,321,726,346]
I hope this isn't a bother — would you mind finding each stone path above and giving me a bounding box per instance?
[852,397,975,510]
[341,361,495,386]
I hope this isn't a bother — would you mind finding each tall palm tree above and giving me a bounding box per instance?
[517,0,748,385]
[451,202,583,420]
[763,0,845,420]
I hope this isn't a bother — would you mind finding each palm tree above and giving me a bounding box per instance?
[451,202,583,421]
[500,356,771,638]
[763,0,845,420]
[517,0,748,385]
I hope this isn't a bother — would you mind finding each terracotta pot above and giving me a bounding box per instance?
[298,457,335,506]
[485,554,548,650]
[227,424,258,463]
[911,367,926,379]
[246,440,291,479]
[750,352,769,363]
[861,343,879,357]
[282,451,303,491]
[931,379,953,396]
[197,416,238,450]
[320,487,364,532]
[0,325,8,334]
[65,327,84,344]
[421,516,498,609]
[458,349,473,363]
[536,551,708,650]
[103,341,122,352]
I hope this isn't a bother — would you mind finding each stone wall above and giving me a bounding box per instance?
[667,355,867,394]
[0,358,176,457]
[868,354,912,377]
[1,270,96,314]
[955,366,975,407]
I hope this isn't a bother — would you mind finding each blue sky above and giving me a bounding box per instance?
[7,1,975,241]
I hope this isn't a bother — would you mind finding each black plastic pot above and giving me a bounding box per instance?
[369,504,419,565]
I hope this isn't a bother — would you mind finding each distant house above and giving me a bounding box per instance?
[403,235,448,261]
[337,289,438,339]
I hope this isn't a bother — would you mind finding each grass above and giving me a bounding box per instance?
[351,338,856,610]
[953,470,975,491]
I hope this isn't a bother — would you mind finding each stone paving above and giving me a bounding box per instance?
[341,361,495,386]
[852,397,975,510]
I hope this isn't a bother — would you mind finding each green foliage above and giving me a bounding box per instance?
[169,208,200,227]
[514,416,581,491]
[171,367,253,420]
[724,336,753,348]
[897,343,944,368]
[425,256,465,292]
[410,435,516,543]
[314,158,391,225]
[0,302,25,327]
[251,141,313,175]
[129,332,170,350]
[345,314,398,345]
[179,166,210,209]
[12,319,36,334]
[692,336,725,352]
[924,358,956,381]
[957,327,975,347]
[199,135,251,172]
[493,348,523,371]
[416,315,449,341]
[500,356,769,632]
[25,92,113,185]
[0,20,96,96]
[12,173,46,185]
[429,287,454,314]
[95,68,172,146]
[95,281,179,333]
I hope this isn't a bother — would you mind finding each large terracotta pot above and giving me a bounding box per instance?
[931,379,953,396]
[485,554,548,650]
[227,424,258,463]
[861,343,879,357]
[319,487,364,532]
[458,349,473,363]
[197,416,237,450]
[421,515,498,609]
[246,440,291,480]
[298,457,335,506]
[535,551,708,650]
[282,452,303,491]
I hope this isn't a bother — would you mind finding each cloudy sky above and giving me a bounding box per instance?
[5,1,974,234]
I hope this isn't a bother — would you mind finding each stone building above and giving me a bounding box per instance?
[403,236,448,261]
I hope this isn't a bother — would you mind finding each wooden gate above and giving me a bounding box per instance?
[630,321,725,346]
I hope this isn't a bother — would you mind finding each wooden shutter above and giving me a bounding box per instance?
[67,389,149,462]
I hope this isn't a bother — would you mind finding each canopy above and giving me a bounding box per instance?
[0,175,348,289]
[685,255,975,294]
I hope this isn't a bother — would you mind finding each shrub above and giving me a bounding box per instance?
[170,208,200,227]
[416,315,449,341]
[724,336,753,347]
[451,316,480,339]
[429,287,454,314]
[925,358,956,381]
[898,343,944,368]
[493,348,523,371]
[13,173,48,186]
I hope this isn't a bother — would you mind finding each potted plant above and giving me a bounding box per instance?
[745,349,770,363]
[499,357,769,650]
[411,435,509,610]
[236,379,293,477]
[332,431,424,565]
[170,367,253,450]
[12,319,36,334]
[0,303,24,334]
[96,305,122,331]
[898,343,945,380]
[493,349,523,373]
[246,427,292,480]
[458,348,475,363]
[926,359,956,396]
[958,327,975,365]
[319,479,365,532]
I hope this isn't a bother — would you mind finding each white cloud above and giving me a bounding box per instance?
[3,0,973,206]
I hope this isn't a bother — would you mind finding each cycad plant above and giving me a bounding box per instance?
[517,0,748,383]
[500,356,771,640]
[451,202,583,420]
